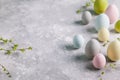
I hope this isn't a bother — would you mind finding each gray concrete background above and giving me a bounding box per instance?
[0,0,120,80]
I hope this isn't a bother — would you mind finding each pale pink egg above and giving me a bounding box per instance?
[105,4,119,24]
[92,54,106,69]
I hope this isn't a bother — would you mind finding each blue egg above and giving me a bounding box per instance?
[95,13,110,31]
[73,35,84,49]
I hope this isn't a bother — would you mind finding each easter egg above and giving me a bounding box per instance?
[115,20,120,33]
[94,0,108,14]
[85,39,100,59]
[95,13,110,32]
[107,40,120,61]
[73,35,84,49]
[98,27,110,42]
[82,11,92,25]
[105,4,119,24]
[92,53,106,69]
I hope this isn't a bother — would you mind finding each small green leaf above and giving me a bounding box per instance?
[9,39,13,43]
[99,78,102,80]
[76,9,81,14]
[28,47,32,50]
[3,39,8,44]
[3,68,6,71]
[8,75,12,78]
[6,50,11,55]
[20,48,25,53]
[0,48,4,50]
[0,37,3,40]
[90,0,95,3]
[12,44,18,51]
[101,71,104,75]
[85,2,91,7]
[14,44,18,47]
[117,38,120,41]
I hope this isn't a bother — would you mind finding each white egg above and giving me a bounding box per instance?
[82,11,92,25]
[85,39,100,59]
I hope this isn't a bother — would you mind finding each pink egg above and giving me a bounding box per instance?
[92,54,106,69]
[105,4,119,24]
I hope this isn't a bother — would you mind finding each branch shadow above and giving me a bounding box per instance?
[11,52,20,57]
[87,9,98,16]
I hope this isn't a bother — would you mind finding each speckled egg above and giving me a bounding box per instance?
[95,13,110,32]
[107,40,120,61]
[94,0,108,14]
[98,27,110,42]
[85,39,100,59]
[115,20,120,33]
[82,11,92,25]
[105,4,119,24]
[92,53,106,69]
[73,35,84,49]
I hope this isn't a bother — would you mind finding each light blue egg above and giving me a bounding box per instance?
[73,35,84,49]
[95,13,110,32]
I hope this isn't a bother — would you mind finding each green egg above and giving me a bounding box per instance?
[94,0,108,14]
[115,20,120,33]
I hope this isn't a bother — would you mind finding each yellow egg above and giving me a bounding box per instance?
[94,0,108,14]
[115,20,120,33]
[98,27,110,42]
[107,40,120,61]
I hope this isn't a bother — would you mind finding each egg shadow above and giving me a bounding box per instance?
[60,42,78,51]
[72,54,100,71]
[65,44,78,51]
[73,54,90,62]
[110,29,118,34]
[97,38,105,43]
[86,62,100,71]
[74,20,84,25]
[86,27,97,34]
[105,56,116,63]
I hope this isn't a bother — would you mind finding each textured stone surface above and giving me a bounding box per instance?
[0,0,120,80]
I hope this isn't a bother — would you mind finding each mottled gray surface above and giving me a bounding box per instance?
[0,0,120,80]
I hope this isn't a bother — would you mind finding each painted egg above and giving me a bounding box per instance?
[82,11,92,25]
[92,53,106,69]
[115,20,120,33]
[94,0,108,14]
[98,27,110,42]
[107,40,120,61]
[73,34,84,49]
[85,39,100,59]
[95,13,110,32]
[105,4,119,24]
